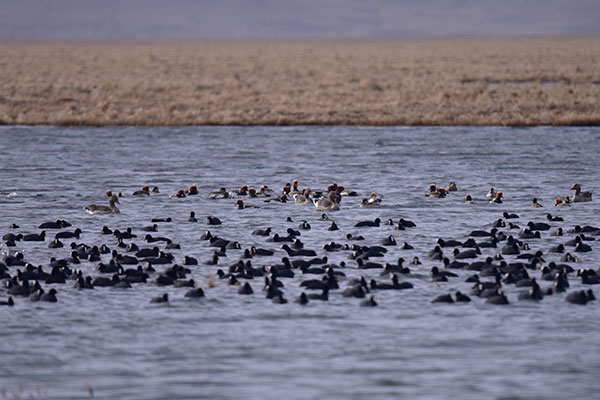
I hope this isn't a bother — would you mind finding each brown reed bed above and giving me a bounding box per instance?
[0,37,599,126]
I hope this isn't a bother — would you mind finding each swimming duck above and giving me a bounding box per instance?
[258,185,273,196]
[235,200,259,209]
[570,184,592,202]
[564,195,572,204]
[367,192,382,205]
[486,187,496,198]
[187,184,199,195]
[85,194,120,214]
[230,185,249,196]
[445,181,458,192]
[555,198,569,207]
[426,184,439,196]
[286,179,301,196]
[172,189,186,198]
[209,187,230,199]
[264,194,289,203]
[426,185,446,198]
[132,185,150,196]
[530,198,543,207]
[246,187,258,197]
[465,194,473,204]
[490,192,503,204]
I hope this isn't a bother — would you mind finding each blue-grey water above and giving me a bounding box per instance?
[1,125,599,400]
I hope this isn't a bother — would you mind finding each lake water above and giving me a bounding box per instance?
[1,125,599,400]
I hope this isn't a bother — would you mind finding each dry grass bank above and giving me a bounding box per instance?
[0,38,599,126]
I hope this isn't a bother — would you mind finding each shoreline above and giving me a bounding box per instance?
[1,37,599,126]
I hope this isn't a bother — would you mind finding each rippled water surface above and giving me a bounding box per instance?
[1,126,600,400]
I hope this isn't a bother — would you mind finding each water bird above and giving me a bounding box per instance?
[307,287,329,301]
[555,198,569,207]
[281,244,316,257]
[531,198,543,207]
[566,289,595,305]
[132,185,150,196]
[238,282,254,295]
[381,235,396,246]
[151,293,169,303]
[490,192,503,204]
[187,184,199,195]
[207,216,222,225]
[360,296,378,307]
[485,290,509,305]
[546,213,563,221]
[293,188,312,205]
[432,294,453,303]
[252,227,272,236]
[445,181,457,191]
[295,292,309,304]
[570,184,592,202]
[185,288,205,298]
[236,200,259,209]
[140,224,158,232]
[40,288,58,302]
[313,191,340,211]
[85,195,120,214]
[0,297,14,306]
[355,218,381,227]
[39,220,71,229]
[172,189,186,198]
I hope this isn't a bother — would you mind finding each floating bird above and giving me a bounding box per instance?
[85,195,120,214]
[570,184,592,202]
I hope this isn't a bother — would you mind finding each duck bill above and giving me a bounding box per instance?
[569,185,576,190]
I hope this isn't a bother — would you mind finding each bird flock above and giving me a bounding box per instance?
[1,180,597,308]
